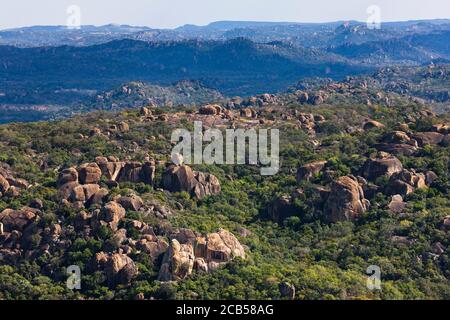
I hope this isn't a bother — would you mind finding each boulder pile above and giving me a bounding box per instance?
[162,165,221,199]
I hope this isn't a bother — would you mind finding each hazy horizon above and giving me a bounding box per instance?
[2,18,450,31]
[1,0,449,30]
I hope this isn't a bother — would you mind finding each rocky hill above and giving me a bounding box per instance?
[86,80,224,111]
[0,81,448,299]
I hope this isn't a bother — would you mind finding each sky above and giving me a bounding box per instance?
[0,0,449,30]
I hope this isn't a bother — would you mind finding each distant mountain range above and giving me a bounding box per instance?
[0,37,370,102]
[0,19,449,123]
[1,19,450,48]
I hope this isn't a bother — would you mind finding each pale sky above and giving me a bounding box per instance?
[0,0,449,30]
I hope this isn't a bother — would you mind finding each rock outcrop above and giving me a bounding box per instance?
[118,161,156,185]
[199,104,222,115]
[203,229,246,263]
[158,239,195,281]
[362,152,403,181]
[385,169,427,196]
[413,132,444,146]
[376,131,419,155]
[158,229,245,282]
[388,195,406,213]
[78,163,102,184]
[0,208,38,232]
[324,176,370,222]
[162,165,221,199]
[101,253,138,287]
[0,167,29,198]
[0,174,10,193]
[363,120,385,130]
[98,201,126,231]
[297,160,327,182]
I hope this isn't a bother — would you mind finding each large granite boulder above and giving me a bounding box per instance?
[413,132,445,146]
[363,120,385,130]
[158,239,195,281]
[199,104,221,115]
[57,168,78,187]
[0,174,10,194]
[95,157,124,181]
[118,161,155,185]
[115,194,144,211]
[324,176,370,222]
[0,208,38,232]
[204,229,245,262]
[385,169,427,196]
[99,201,126,231]
[162,165,221,199]
[362,152,403,181]
[77,163,102,184]
[104,253,138,287]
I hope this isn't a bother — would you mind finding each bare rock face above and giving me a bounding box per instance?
[199,104,221,115]
[296,91,309,103]
[162,165,221,199]
[425,171,438,186]
[96,157,124,181]
[382,131,414,145]
[104,253,138,286]
[57,168,78,187]
[87,188,109,207]
[118,162,144,183]
[70,184,101,203]
[240,107,258,118]
[310,94,325,105]
[118,121,130,132]
[376,143,418,156]
[0,208,38,232]
[78,163,102,184]
[170,228,199,245]
[362,152,403,181]
[204,229,246,263]
[385,169,427,196]
[163,165,197,193]
[116,194,144,211]
[58,181,80,200]
[118,161,156,185]
[0,171,25,198]
[363,120,385,130]
[192,172,221,199]
[136,236,169,261]
[324,176,370,222]
[194,257,209,273]
[377,131,419,156]
[158,229,245,282]
[388,195,406,213]
[297,160,327,182]
[158,239,195,281]
[0,174,10,194]
[413,132,444,146]
[140,106,152,117]
[100,201,126,231]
